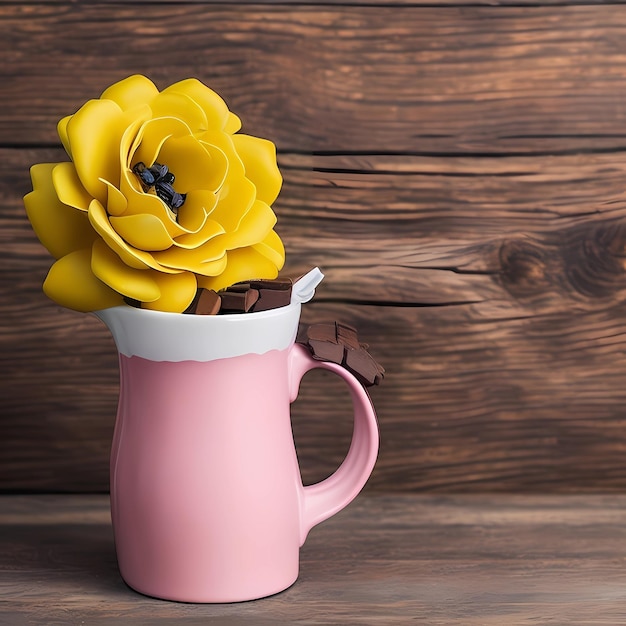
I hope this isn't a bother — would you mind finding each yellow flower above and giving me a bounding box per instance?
[24,75,285,313]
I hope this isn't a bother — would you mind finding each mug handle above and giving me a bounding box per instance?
[289,343,380,545]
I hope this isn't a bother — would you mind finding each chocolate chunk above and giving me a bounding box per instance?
[220,288,260,313]
[252,288,292,312]
[344,347,385,387]
[184,289,201,314]
[336,323,360,350]
[308,338,345,364]
[195,289,221,315]
[249,277,293,291]
[249,278,293,312]
[307,323,339,344]
[185,276,295,316]
[185,289,221,315]
[225,283,251,293]
[300,322,385,387]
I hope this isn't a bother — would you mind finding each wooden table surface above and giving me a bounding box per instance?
[2,494,626,625]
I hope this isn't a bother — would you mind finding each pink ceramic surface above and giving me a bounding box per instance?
[97,301,379,603]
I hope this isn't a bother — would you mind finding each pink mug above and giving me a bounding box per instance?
[96,298,379,603]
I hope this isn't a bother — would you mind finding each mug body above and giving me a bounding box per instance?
[99,303,303,602]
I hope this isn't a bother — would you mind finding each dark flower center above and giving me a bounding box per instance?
[132,161,186,216]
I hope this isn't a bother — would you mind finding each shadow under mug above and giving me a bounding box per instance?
[96,300,379,603]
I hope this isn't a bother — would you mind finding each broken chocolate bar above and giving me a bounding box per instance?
[210,278,293,314]
[169,276,296,316]
[301,322,385,387]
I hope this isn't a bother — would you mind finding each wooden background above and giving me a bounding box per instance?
[3,1,626,494]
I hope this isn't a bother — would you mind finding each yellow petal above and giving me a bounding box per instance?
[131,117,191,169]
[119,110,152,171]
[119,168,189,238]
[109,213,174,251]
[196,254,228,277]
[87,199,177,273]
[43,248,123,312]
[67,100,151,204]
[164,78,231,130]
[222,200,276,250]
[198,247,279,292]
[100,75,159,111]
[152,237,227,273]
[198,131,245,178]
[65,98,124,204]
[252,229,285,269]
[232,134,282,205]
[142,271,198,313]
[25,163,97,259]
[52,162,92,211]
[157,253,227,278]
[224,112,241,134]
[150,91,207,133]
[176,189,216,231]
[172,219,224,249]
[157,135,228,193]
[91,238,160,302]
[101,179,128,216]
[57,116,71,157]
[209,176,256,232]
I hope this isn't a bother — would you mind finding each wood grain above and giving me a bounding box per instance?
[4,146,626,492]
[4,0,624,6]
[2,494,626,624]
[3,4,626,154]
[4,1,626,493]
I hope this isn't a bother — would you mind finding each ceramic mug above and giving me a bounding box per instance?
[96,298,379,603]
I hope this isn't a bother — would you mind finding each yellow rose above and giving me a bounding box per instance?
[24,75,285,313]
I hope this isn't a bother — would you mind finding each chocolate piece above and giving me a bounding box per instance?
[307,323,338,343]
[301,322,385,387]
[252,288,292,312]
[183,290,201,314]
[220,288,259,313]
[225,282,251,293]
[306,323,344,361]
[249,278,293,312]
[249,278,293,291]
[184,289,221,315]
[345,347,385,387]
[336,323,360,350]
[195,289,221,315]
[185,276,294,316]
[308,338,345,364]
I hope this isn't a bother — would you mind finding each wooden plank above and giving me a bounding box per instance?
[2,494,626,624]
[4,0,626,6]
[5,297,626,493]
[4,147,626,492]
[6,148,626,304]
[3,4,626,153]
